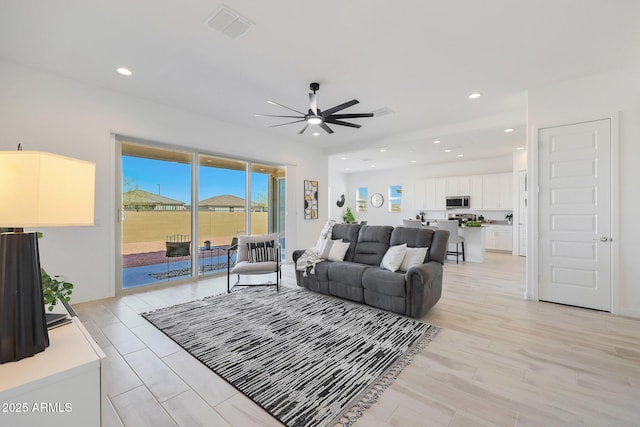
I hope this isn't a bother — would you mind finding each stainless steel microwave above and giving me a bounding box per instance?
[446,196,470,209]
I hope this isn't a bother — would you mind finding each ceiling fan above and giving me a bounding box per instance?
[256,83,374,134]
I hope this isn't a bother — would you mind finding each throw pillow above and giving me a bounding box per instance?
[327,240,350,262]
[247,240,275,263]
[380,244,408,272]
[319,239,341,259]
[400,247,428,272]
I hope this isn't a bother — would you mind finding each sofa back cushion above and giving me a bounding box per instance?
[390,227,449,265]
[331,223,361,262]
[353,225,393,266]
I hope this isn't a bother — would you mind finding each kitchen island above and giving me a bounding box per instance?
[424,223,486,263]
[458,225,486,263]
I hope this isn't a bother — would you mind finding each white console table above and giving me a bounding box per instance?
[0,303,106,427]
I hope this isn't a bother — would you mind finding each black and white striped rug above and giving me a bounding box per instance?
[143,287,440,427]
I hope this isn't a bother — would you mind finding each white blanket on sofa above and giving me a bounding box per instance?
[296,220,335,276]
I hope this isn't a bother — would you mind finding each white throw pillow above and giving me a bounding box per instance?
[400,247,428,272]
[319,239,340,259]
[380,244,408,272]
[328,240,350,262]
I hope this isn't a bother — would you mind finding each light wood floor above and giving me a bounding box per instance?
[75,253,640,426]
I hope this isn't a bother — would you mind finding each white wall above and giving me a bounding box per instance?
[527,66,640,318]
[343,156,513,226]
[328,172,348,222]
[0,60,328,303]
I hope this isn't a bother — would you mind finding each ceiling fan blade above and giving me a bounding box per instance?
[298,124,309,134]
[267,100,306,115]
[327,113,374,119]
[269,119,306,128]
[321,99,359,116]
[256,114,304,119]
[324,118,362,128]
[309,93,318,115]
[319,122,334,134]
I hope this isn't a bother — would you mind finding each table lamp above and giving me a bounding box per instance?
[0,148,95,364]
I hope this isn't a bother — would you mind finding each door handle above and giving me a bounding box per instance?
[593,237,609,242]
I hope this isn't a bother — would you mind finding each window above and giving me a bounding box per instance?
[356,187,368,212]
[389,185,402,212]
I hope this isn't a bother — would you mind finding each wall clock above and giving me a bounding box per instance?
[371,193,384,208]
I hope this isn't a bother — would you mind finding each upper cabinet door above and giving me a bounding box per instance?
[482,173,513,209]
[446,176,470,196]
[469,175,483,209]
[482,174,499,209]
[497,173,513,209]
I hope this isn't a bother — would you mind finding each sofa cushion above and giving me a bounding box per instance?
[400,247,428,272]
[352,225,393,266]
[380,244,407,272]
[331,224,361,262]
[327,261,371,302]
[362,268,406,297]
[300,261,332,294]
[390,227,433,248]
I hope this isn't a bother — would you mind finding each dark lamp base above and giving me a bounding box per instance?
[0,231,50,364]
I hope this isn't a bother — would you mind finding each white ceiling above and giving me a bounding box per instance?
[2,1,639,172]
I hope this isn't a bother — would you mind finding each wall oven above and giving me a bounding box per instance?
[446,196,470,209]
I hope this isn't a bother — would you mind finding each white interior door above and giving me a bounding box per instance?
[518,170,527,256]
[538,119,611,311]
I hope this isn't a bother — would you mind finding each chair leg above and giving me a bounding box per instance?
[455,243,459,264]
[462,242,465,261]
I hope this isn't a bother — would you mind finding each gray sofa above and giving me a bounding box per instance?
[292,224,449,318]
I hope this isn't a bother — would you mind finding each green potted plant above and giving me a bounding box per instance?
[41,269,73,311]
[342,206,356,224]
[505,213,513,224]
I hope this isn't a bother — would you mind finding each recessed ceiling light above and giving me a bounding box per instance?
[380,149,387,152]
[410,160,417,163]
[116,67,132,76]
[340,157,347,160]
[346,167,350,171]
[457,154,464,157]
[433,140,441,144]
[504,128,514,133]
[444,149,451,153]
[516,146,525,150]
[468,92,481,99]
[371,165,376,168]
[313,132,320,136]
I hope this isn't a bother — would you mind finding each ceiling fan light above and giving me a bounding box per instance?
[307,116,322,125]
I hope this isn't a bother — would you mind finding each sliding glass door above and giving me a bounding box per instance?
[198,155,247,276]
[117,139,286,290]
[120,144,192,289]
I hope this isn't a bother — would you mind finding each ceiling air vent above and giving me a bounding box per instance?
[206,4,255,39]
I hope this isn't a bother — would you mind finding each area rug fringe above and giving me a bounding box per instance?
[332,325,441,427]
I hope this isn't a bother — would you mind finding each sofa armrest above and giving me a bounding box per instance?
[292,249,307,264]
[405,261,443,317]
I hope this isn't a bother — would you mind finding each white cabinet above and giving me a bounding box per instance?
[0,304,107,427]
[469,175,483,209]
[416,172,512,212]
[421,178,446,210]
[485,225,513,252]
[482,173,513,209]
[446,176,470,197]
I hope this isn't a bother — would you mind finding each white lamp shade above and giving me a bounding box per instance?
[0,151,95,227]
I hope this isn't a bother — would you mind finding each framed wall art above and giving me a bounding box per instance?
[304,180,318,219]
